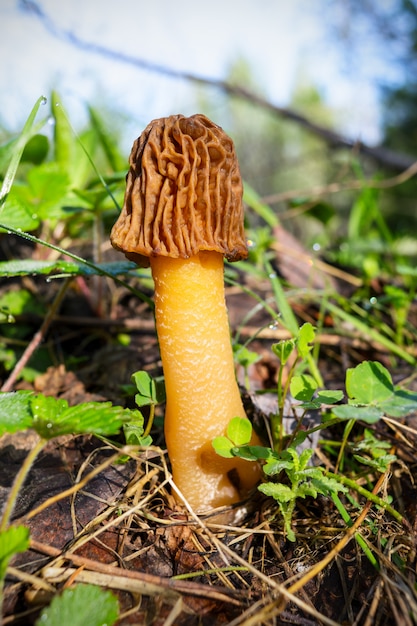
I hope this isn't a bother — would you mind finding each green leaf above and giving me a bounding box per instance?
[227,416,252,446]
[0,96,47,209]
[346,361,394,405]
[290,374,317,402]
[25,163,71,221]
[132,371,166,407]
[0,526,30,581]
[263,455,293,476]
[298,399,322,410]
[132,370,156,406]
[0,259,137,278]
[21,134,49,165]
[258,482,295,503]
[123,409,151,446]
[36,583,119,626]
[312,476,347,496]
[317,389,344,404]
[0,391,34,436]
[235,445,272,461]
[353,454,397,471]
[233,344,261,368]
[30,394,130,439]
[332,404,383,423]
[296,322,316,358]
[212,436,234,458]
[272,339,295,365]
[0,259,80,277]
[298,447,314,471]
[0,193,40,231]
[294,482,318,500]
[380,389,417,417]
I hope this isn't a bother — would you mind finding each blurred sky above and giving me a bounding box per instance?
[0,0,385,146]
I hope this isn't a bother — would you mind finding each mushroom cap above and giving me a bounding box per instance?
[110,114,248,266]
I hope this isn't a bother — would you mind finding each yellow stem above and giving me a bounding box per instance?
[151,251,261,512]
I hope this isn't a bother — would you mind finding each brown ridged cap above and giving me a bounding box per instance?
[110,114,247,266]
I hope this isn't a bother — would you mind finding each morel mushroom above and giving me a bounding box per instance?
[111,114,261,512]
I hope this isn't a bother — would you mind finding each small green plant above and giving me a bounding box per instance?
[126,370,165,443]
[332,360,417,422]
[270,322,343,450]
[213,417,346,541]
[213,349,417,541]
[233,343,262,390]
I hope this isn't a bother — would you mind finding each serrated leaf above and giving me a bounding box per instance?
[290,374,317,402]
[227,416,252,446]
[31,394,130,438]
[298,447,314,470]
[258,482,294,503]
[123,409,150,446]
[0,526,30,580]
[313,476,348,495]
[353,454,397,471]
[26,163,71,221]
[0,259,77,277]
[263,456,293,476]
[212,436,234,458]
[294,482,318,499]
[0,193,40,231]
[0,391,34,435]
[346,361,394,405]
[36,583,119,626]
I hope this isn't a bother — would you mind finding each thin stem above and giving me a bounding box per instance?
[1,277,72,392]
[335,419,355,473]
[0,437,46,531]
[143,403,155,439]
[326,471,404,524]
[331,492,380,570]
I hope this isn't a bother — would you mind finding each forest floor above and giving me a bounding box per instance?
[1,233,417,626]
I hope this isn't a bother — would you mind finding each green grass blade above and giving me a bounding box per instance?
[243,183,279,228]
[325,300,416,364]
[0,96,47,209]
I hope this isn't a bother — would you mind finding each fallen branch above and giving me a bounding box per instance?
[21,0,416,172]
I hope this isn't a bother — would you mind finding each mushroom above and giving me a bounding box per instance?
[110,114,261,513]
